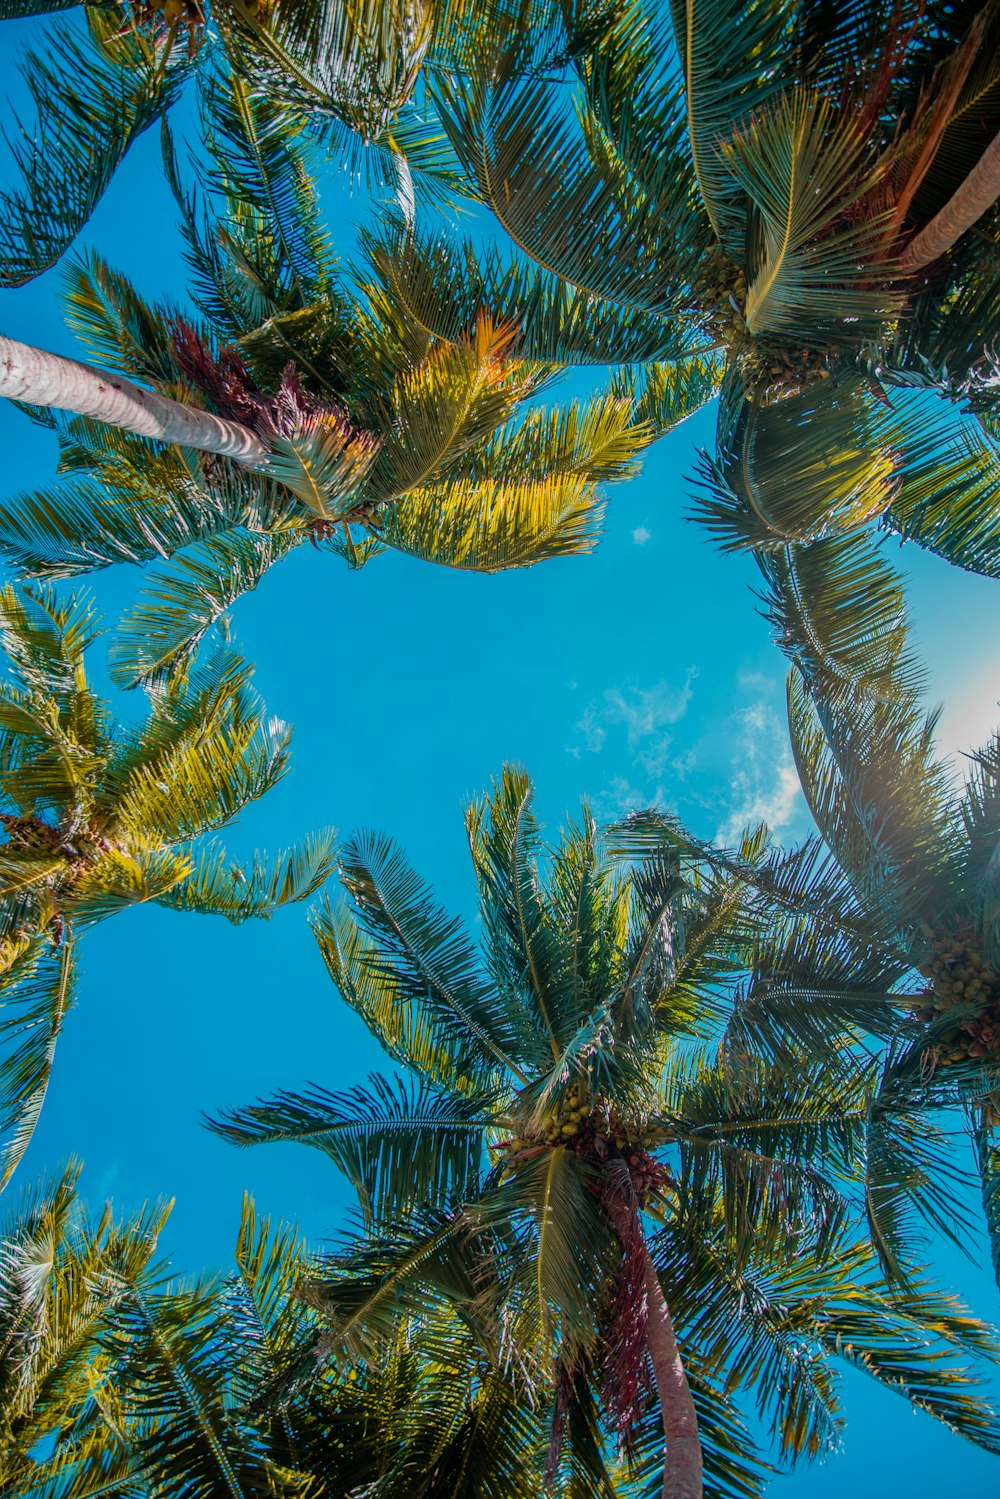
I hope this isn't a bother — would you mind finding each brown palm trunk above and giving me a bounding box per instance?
[605,1194,703,1499]
[900,129,1000,274]
[0,334,268,469]
[640,1239,704,1499]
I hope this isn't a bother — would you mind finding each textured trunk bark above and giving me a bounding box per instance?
[641,1241,704,1499]
[900,129,1000,274]
[605,1194,704,1499]
[0,335,268,469]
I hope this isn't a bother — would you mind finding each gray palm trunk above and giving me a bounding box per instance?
[901,128,1000,273]
[0,334,268,468]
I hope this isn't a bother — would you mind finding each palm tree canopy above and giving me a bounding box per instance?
[211,764,1000,1497]
[772,669,1000,1284]
[351,0,1000,703]
[0,582,336,1185]
[1,1167,557,1498]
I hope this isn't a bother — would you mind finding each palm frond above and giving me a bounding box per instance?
[0,942,75,1189]
[157,828,337,922]
[109,528,303,687]
[377,473,606,571]
[336,830,526,1083]
[432,40,694,316]
[668,0,795,250]
[759,529,925,704]
[210,1074,488,1226]
[0,21,189,285]
[725,89,899,341]
[694,382,898,551]
[786,668,964,927]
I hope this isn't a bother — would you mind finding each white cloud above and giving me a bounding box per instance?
[571,672,696,779]
[714,697,805,845]
[632,526,652,545]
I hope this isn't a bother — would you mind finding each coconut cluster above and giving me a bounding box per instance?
[499,1085,672,1201]
[0,814,114,941]
[916,935,1000,1065]
[695,255,836,398]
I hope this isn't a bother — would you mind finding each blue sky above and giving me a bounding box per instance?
[3,15,1000,1494]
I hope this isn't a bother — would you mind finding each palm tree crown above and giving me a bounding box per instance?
[212,765,1000,1499]
[0,582,335,1184]
[375,0,1000,697]
[764,669,1000,1286]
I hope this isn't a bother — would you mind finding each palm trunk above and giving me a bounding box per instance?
[900,129,1000,274]
[605,1194,703,1499]
[640,1239,704,1499]
[0,334,268,469]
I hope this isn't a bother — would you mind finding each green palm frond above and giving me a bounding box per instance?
[112,659,291,841]
[813,1275,1000,1454]
[109,528,304,688]
[158,829,337,923]
[210,1074,488,1226]
[758,529,926,705]
[464,763,572,1060]
[694,382,898,551]
[461,391,652,484]
[863,1088,980,1284]
[887,396,1000,577]
[0,20,190,286]
[312,900,498,1096]
[201,70,335,310]
[611,354,723,439]
[362,224,698,362]
[94,1267,280,1496]
[671,1058,859,1263]
[0,1,86,15]
[474,1144,616,1354]
[668,0,794,250]
[433,39,693,317]
[63,250,192,388]
[786,668,963,926]
[337,830,526,1083]
[307,1208,482,1364]
[217,0,435,141]
[0,943,75,1189]
[365,319,529,501]
[377,473,606,571]
[266,423,379,517]
[59,844,194,923]
[973,1117,1000,1286]
[724,90,899,342]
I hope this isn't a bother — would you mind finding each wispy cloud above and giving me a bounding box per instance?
[632,526,652,545]
[571,671,696,778]
[566,667,807,843]
[714,682,805,844]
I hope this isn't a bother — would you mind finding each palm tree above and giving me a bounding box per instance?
[774,668,1000,1286]
[210,765,1000,1499]
[0,72,714,684]
[0,581,335,1185]
[367,0,1000,695]
[1,1167,575,1497]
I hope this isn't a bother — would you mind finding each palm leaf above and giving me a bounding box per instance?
[210,1074,488,1226]
[0,21,189,286]
[109,528,303,688]
[0,942,76,1189]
